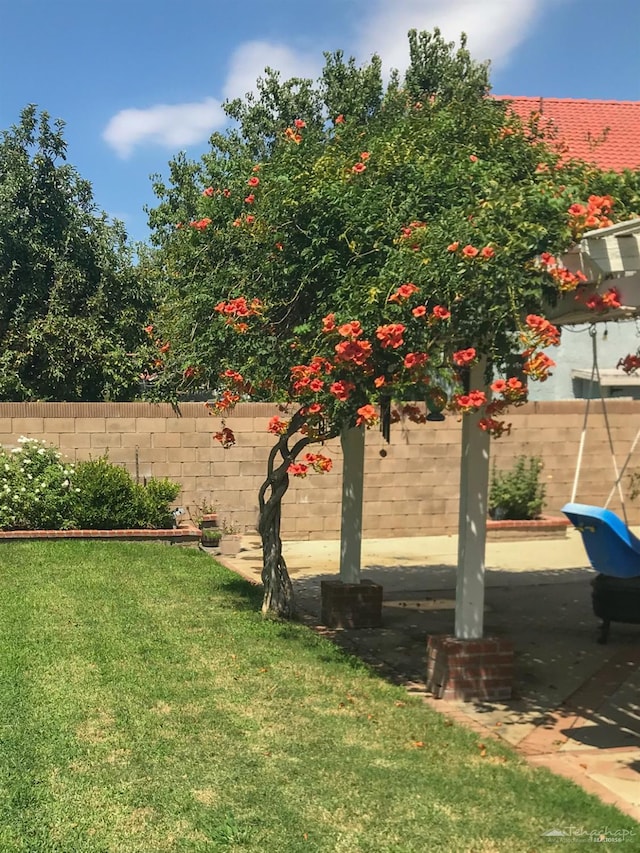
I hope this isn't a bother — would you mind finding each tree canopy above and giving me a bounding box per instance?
[0,105,154,401]
[145,29,640,614]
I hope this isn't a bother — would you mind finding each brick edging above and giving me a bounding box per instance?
[0,525,201,542]
[486,515,570,531]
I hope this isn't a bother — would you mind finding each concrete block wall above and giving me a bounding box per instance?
[1,400,639,539]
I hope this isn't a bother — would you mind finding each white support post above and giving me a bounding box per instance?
[455,360,491,639]
[339,425,365,584]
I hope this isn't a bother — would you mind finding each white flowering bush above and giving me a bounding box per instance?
[0,438,78,530]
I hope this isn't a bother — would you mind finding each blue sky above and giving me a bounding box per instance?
[2,0,638,245]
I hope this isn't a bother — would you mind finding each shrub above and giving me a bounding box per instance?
[489,455,546,520]
[140,477,182,529]
[0,438,78,530]
[70,457,146,529]
[71,457,180,530]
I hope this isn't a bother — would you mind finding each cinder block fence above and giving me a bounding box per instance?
[0,400,639,539]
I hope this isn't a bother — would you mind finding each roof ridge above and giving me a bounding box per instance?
[493,95,640,107]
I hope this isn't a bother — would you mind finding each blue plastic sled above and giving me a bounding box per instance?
[562,502,640,579]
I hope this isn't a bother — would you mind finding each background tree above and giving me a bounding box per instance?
[146,30,640,616]
[0,105,154,401]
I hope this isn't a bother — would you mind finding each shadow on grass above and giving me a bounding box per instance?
[212,573,264,611]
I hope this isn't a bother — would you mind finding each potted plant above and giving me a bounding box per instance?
[218,519,243,556]
[200,528,222,549]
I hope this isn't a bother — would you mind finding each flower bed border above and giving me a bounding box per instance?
[0,524,201,544]
[486,515,570,541]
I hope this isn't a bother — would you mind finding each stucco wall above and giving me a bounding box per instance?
[1,400,639,539]
[529,322,640,401]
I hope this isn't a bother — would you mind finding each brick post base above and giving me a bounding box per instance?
[320,580,383,629]
[426,635,514,701]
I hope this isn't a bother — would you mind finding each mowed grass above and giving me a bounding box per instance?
[0,542,636,853]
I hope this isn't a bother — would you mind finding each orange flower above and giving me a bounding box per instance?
[213,427,236,448]
[601,287,622,309]
[375,323,405,349]
[412,305,427,318]
[222,188,231,198]
[189,218,212,231]
[334,114,345,124]
[268,416,289,435]
[389,282,419,303]
[462,245,479,258]
[352,162,366,174]
[247,176,260,187]
[244,193,255,204]
[356,404,378,427]
[360,151,370,160]
[334,339,372,366]
[403,352,428,370]
[432,305,451,320]
[454,390,486,412]
[374,376,386,388]
[447,242,459,252]
[338,320,363,339]
[523,351,556,381]
[525,314,561,346]
[222,369,244,384]
[202,186,214,197]
[303,452,333,473]
[284,127,303,143]
[322,313,336,332]
[329,380,355,401]
[469,155,478,162]
[452,347,476,367]
[480,246,495,259]
[245,215,255,225]
[294,118,306,129]
[288,463,309,477]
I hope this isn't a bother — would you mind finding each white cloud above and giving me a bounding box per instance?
[356,0,563,75]
[104,0,566,157]
[103,97,226,158]
[222,40,321,102]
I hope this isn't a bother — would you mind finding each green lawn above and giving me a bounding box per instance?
[0,541,636,852]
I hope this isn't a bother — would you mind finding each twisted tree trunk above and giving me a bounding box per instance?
[258,410,337,618]
[258,413,309,618]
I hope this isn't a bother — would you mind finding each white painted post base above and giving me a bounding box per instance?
[339,425,365,584]
[455,361,491,640]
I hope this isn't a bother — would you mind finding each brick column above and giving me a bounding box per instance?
[320,579,383,629]
[426,635,514,701]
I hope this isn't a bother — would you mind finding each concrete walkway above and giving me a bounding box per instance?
[217,529,640,823]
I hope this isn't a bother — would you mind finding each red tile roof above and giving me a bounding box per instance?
[493,96,640,172]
